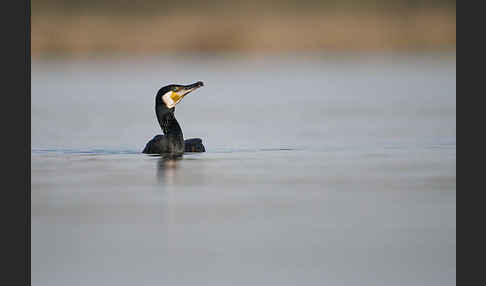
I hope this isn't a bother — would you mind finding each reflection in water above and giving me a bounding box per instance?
[155,154,207,187]
[157,156,182,185]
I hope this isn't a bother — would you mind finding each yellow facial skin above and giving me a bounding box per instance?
[162,89,192,108]
[170,91,184,104]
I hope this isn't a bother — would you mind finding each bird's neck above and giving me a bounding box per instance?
[158,110,183,137]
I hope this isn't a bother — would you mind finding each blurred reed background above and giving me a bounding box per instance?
[31,3,456,285]
[32,0,455,57]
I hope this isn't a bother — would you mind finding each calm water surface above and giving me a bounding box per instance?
[32,54,456,286]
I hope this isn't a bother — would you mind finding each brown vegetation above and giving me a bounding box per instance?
[32,8,455,57]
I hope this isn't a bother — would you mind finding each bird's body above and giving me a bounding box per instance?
[142,82,205,155]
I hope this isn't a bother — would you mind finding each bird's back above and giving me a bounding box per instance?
[183,138,206,152]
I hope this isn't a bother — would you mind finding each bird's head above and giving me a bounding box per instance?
[156,81,204,109]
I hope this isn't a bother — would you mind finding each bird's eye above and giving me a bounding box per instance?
[172,87,178,92]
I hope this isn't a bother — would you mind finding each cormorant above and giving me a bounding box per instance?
[143,81,206,155]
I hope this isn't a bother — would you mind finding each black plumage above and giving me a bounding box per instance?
[143,82,205,155]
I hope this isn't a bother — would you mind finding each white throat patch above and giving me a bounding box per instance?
[162,91,176,108]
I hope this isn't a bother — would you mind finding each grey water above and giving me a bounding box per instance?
[32,54,456,286]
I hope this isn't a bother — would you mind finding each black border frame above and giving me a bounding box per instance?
[3,0,30,285]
